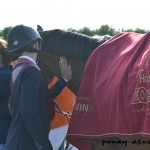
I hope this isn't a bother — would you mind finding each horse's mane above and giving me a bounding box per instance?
[40,29,106,61]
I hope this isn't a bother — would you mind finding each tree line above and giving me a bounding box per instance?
[0,25,149,40]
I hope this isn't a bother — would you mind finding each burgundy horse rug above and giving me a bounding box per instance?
[67,32,150,149]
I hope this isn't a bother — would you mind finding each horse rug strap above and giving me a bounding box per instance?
[67,32,150,149]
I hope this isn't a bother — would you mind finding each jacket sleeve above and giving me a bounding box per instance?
[0,72,11,99]
[20,67,53,150]
[48,77,68,100]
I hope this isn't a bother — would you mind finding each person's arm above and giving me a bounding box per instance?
[0,72,11,99]
[48,77,67,99]
[20,67,53,150]
[48,56,72,99]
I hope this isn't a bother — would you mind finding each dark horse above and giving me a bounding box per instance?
[37,29,108,150]
[38,30,150,150]
[38,29,107,94]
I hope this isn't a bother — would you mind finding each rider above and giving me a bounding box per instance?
[5,25,72,150]
[0,38,13,150]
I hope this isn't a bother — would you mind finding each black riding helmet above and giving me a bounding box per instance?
[8,25,42,53]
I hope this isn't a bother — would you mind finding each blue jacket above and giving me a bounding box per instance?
[5,63,67,150]
[0,65,13,144]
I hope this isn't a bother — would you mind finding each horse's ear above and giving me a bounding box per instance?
[37,25,43,32]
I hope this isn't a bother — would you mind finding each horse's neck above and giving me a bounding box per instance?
[39,53,86,95]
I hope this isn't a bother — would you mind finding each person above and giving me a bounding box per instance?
[0,38,13,150]
[5,24,72,150]
[48,76,78,150]
[36,26,77,150]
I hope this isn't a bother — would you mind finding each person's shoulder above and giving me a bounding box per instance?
[15,63,39,71]
[19,64,41,77]
[0,65,13,76]
[19,65,43,83]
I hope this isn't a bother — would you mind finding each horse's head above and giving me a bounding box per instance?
[38,29,108,94]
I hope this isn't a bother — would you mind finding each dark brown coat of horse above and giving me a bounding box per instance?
[38,29,106,94]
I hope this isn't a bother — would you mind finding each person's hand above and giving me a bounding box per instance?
[59,56,72,82]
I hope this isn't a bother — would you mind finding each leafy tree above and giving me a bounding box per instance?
[122,28,148,34]
[0,25,149,40]
[0,26,12,40]
[122,28,134,32]
[96,25,118,36]
[78,27,94,36]
[134,28,148,34]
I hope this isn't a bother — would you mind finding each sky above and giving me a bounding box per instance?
[1,0,150,32]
